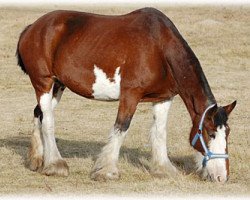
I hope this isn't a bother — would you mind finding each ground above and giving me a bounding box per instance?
[0,4,249,196]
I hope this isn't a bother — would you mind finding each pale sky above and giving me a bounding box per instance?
[1,0,250,5]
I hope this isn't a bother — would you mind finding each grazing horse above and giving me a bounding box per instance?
[16,8,236,183]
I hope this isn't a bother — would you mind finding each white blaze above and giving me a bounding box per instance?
[209,126,227,155]
[195,125,228,182]
[206,126,227,180]
[92,65,121,100]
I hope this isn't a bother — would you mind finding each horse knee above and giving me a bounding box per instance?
[115,116,132,132]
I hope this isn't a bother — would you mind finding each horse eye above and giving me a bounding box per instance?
[208,131,215,139]
[209,134,215,139]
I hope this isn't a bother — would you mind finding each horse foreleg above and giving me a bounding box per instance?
[91,89,142,181]
[150,99,178,178]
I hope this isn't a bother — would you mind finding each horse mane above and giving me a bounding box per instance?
[162,14,216,108]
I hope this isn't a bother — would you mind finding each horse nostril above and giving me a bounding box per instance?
[217,176,223,182]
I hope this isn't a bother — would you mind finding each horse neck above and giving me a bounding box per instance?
[179,61,216,123]
[165,36,216,123]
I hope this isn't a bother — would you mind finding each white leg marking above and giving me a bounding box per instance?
[92,127,127,178]
[28,116,44,171]
[40,86,62,166]
[92,65,121,100]
[97,127,127,166]
[32,117,43,157]
[150,99,177,174]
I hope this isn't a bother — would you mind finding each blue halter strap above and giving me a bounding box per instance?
[191,104,229,167]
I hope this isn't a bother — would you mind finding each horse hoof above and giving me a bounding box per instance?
[27,156,44,172]
[42,159,69,177]
[90,168,120,181]
[151,163,179,178]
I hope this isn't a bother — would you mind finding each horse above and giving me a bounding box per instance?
[16,7,236,183]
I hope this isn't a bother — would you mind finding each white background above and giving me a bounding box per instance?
[0,0,250,5]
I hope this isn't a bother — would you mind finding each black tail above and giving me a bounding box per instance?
[16,25,31,74]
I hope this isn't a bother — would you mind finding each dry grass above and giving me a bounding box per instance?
[0,4,249,196]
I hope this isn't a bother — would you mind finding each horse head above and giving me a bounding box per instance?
[191,101,236,183]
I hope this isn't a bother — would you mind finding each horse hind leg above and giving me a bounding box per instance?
[150,99,178,178]
[27,80,66,172]
[28,78,68,176]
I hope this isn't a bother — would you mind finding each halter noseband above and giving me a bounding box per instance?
[191,104,229,167]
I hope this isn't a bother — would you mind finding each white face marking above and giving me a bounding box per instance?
[92,65,121,100]
[195,125,228,182]
[209,126,227,156]
[150,99,177,173]
[206,125,227,182]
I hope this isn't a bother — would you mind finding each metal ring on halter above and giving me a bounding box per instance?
[191,104,229,167]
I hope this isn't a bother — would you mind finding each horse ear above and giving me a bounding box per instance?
[223,100,237,116]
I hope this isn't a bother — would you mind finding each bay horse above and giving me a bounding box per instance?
[16,8,236,183]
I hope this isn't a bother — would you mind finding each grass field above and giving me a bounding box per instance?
[0,4,249,196]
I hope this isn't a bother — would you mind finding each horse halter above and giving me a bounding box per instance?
[191,104,229,167]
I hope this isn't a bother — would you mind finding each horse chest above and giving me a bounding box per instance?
[92,65,121,100]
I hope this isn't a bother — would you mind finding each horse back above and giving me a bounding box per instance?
[17,8,178,101]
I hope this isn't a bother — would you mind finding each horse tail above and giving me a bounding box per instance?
[16,25,32,74]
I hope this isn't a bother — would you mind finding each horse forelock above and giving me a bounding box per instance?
[214,107,228,128]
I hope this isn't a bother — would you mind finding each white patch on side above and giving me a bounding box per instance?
[92,65,121,100]
[150,99,176,173]
[206,126,227,182]
[40,86,62,165]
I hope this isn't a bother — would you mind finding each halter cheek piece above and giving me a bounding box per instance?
[191,104,229,167]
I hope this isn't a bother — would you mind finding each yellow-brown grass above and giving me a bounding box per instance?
[0,4,249,196]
